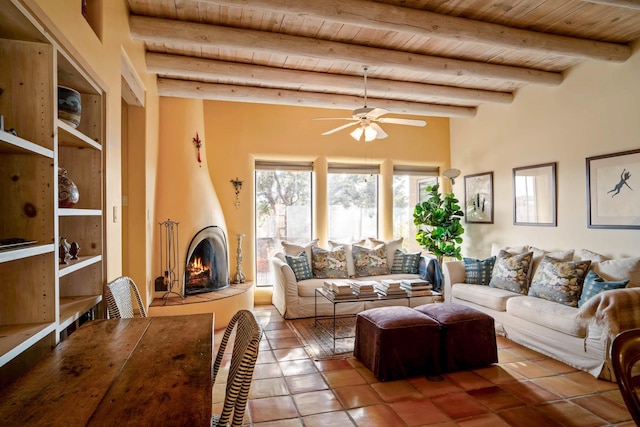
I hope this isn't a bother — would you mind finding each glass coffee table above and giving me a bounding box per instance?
[314,287,441,352]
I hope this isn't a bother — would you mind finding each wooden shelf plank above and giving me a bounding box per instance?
[0,243,54,264]
[58,208,102,217]
[57,120,101,150]
[0,130,54,158]
[58,295,102,332]
[58,255,102,276]
[0,323,56,367]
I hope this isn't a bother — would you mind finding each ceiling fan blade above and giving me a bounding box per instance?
[370,122,388,139]
[321,121,360,135]
[313,117,357,121]
[377,117,427,127]
[367,107,390,119]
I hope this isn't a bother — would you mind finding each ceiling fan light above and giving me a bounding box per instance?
[350,127,364,141]
[364,125,377,142]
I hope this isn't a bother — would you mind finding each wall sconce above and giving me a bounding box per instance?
[230,177,243,208]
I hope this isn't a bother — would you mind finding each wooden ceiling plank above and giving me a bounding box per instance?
[198,0,630,61]
[156,77,477,118]
[145,52,513,105]
[578,0,640,10]
[130,16,562,86]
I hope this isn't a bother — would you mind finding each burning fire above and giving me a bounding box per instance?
[187,256,211,284]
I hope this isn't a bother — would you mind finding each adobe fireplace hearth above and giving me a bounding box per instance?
[184,226,230,295]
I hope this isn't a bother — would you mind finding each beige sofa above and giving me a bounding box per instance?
[443,245,640,381]
[271,238,440,319]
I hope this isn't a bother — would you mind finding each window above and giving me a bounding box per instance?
[255,162,312,286]
[392,165,439,252]
[327,163,379,241]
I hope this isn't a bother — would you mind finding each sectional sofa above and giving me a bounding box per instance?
[443,244,640,381]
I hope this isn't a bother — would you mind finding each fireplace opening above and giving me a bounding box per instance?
[184,226,230,295]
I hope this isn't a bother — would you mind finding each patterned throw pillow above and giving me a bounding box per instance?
[578,270,629,308]
[489,250,534,294]
[528,256,591,307]
[285,251,313,281]
[311,246,348,279]
[463,256,496,286]
[352,244,389,277]
[391,249,421,274]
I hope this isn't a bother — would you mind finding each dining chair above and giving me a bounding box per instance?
[611,328,640,425]
[105,276,148,319]
[211,309,263,427]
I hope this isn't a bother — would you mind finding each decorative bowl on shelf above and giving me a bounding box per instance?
[58,85,82,128]
[58,167,79,208]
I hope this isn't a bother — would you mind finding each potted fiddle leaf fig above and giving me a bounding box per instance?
[413,183,464,265]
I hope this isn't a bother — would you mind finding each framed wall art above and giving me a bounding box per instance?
[587,149,640,229]
[464,172,493,223]
[513,162,557,226]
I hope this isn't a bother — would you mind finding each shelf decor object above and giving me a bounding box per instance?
[57,85,81,128]
[159,219,183,302]
[464,171,494,224]
[58,167,79,208]
[513,162,557,226]
[234,233,246,284]
[587,149,640,229]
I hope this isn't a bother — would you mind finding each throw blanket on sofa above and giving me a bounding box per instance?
[577,288,640,341]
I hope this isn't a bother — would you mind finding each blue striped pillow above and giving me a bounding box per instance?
[464,256,496,286]
[285,251,313,281]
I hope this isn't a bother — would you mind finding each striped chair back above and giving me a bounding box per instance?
[212,310,263,427]
[105,276,148,319]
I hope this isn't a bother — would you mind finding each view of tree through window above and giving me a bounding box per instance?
[328,172,378,241]
[393,174,438,252]
[255,168,312,286]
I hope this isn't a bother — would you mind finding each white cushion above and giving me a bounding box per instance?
[367,237,403,267]
[281,239,318,261]
[589,257,640,288]
[490,243,528,257]
[452,283,519,312]
[506,296,585,337]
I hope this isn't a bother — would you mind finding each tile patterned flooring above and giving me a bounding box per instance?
[212,305,634,426]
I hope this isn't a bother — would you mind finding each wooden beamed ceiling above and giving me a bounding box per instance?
[128,0,640,118]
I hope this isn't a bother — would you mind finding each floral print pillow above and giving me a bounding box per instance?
[352,244,389,277]
[311,245,348,279]
[528,256,592,307]
[489,250,533,294]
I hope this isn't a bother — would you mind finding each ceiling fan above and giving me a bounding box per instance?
[315,66,426,142]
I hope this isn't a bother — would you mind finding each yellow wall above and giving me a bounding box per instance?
[201,101,451,283]
[451,42,640,259]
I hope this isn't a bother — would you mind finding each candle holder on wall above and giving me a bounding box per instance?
[231,177,243,208]
[159,219,183,302]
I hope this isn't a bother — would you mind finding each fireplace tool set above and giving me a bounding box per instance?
[157,219,183,302]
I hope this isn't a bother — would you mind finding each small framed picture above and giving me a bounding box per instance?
[513,163,557,226]
[464,172,493,224]
[587,149,640,229]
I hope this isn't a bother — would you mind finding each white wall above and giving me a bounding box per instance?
[450,43,640,259]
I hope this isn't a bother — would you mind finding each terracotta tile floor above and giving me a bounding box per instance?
[212,305,634,426]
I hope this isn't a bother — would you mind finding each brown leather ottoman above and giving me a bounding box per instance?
[414,303,497,373]
[354,306,441,381]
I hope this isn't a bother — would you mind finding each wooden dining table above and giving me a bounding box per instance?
[0,313,214,426]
